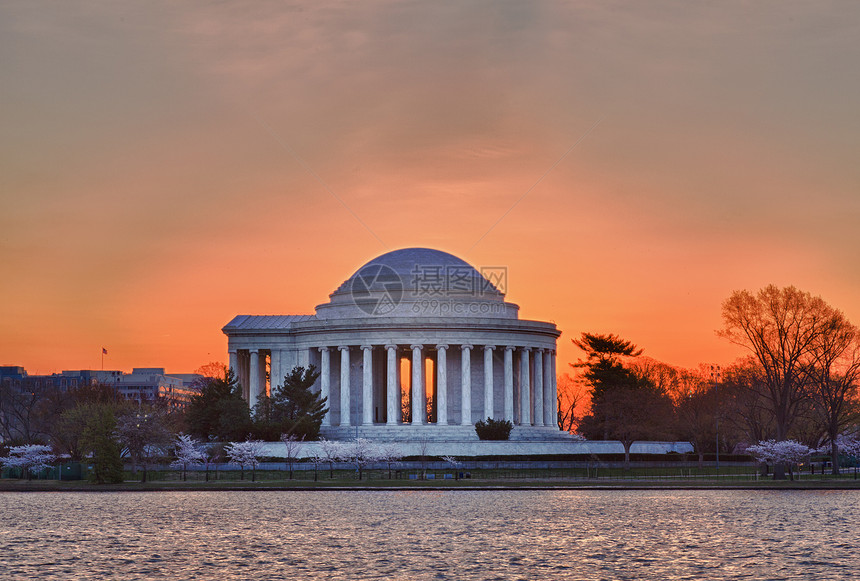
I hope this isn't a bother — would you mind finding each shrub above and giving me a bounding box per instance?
[475,418,513,441]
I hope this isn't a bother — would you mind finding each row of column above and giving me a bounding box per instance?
[229,347,309,411]
[229,348,269,407]
[316,344,557,428]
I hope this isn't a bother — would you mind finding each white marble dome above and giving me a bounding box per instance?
[316,247,516,319]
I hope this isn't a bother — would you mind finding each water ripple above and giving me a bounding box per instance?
[1,490,858,580]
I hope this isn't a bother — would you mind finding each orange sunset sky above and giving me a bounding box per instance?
[2,2,859,377]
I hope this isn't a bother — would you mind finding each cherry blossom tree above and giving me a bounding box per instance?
[836,432,860,457]
[225,440,266,481]
[746,439,812,480]
[377,443,403,479]
[836,432,860,478]
[280,434,303,480]
[442,455,463,480]
[0,444,55,480]
[319,438,345,479]
[342,438,379,480]
[171,434,205,481]
[201,441,224,482]
[306,449,325,481]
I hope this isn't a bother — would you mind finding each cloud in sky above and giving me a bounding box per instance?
[1,1,859,373]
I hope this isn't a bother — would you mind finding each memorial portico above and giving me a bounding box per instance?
[223,248,568,442]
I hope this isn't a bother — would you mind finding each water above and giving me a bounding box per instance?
[1,490,857,580]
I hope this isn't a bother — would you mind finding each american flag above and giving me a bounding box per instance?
[102,348,108,355]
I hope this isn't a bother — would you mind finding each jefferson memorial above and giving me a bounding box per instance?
[223,248,570,444]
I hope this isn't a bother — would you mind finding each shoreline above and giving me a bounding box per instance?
[3,479,860,492]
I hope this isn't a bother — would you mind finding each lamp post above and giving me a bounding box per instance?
[711,365,721,471]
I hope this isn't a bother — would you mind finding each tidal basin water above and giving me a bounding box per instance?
[1,490,858,580]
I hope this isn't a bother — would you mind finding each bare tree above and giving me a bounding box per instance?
[804,320,860,474]
[194,362,227,380]
[665,366,717,466]
[0,381,51,444]
[401,389,411,424]
[115,407,173,483]
[720,358,774,449]
[556,373,587,433]
[306,449,325,481]
[719,285,844,478]
[418,438,430,479]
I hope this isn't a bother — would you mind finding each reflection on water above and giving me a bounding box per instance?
[0,489,857,580]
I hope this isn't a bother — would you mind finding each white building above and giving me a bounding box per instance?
[223,248,576,443]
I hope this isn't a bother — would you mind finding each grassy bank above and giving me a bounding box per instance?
[3,469,860,492]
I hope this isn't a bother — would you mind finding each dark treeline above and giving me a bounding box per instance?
[568,285,860,476]
[0,365,328,483]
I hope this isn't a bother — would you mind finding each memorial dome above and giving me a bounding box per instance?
[333,248,502,297]
[317,247,513,319]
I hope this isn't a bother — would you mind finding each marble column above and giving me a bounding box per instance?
[320,347,331,426]
[483,346,495,419]
[238,351,249,401]
[520,348,531,426]
[361,345,373,425]
[533,349,544,427]
[436,344,448,425]
[386,344,398,425]
[339,346,351,427]
[270,349,281,393]
[504,346,515,422]
[544,350,554,427]
[550,351,558,429]
[279,348,298,377]
[298,347,310,369]
[260,352,269,398]
[249,349,261,410]
[411,344,425,425]
[228,349,238,381]
[461,344,473,425]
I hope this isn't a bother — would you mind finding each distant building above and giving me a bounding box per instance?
[0,366,26,381]
[112,368,202,408]
[0,366,202,408]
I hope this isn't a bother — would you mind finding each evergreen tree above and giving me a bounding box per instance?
[572,333,643,402]
[185,369,251,440]
[574,333,674,468]
[254,365,327,440]
[80,405,124,484]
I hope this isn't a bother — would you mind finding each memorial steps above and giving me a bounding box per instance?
[318,424,579,443]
